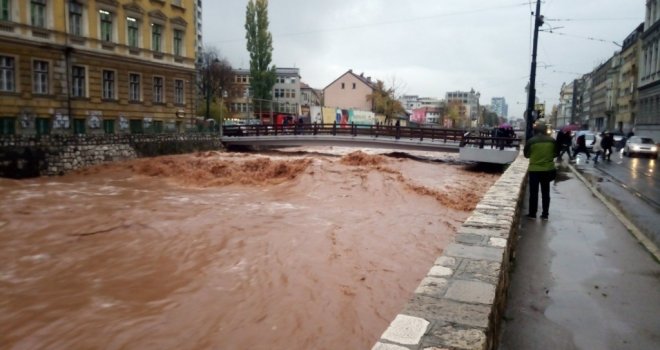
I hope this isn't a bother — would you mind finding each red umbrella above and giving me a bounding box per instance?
[561,124,580,132]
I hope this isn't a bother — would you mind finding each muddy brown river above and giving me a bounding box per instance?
[0,147,498,350]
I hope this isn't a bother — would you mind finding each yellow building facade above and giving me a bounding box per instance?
[0,0,197,135]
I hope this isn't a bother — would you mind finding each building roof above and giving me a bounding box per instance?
[323,69,376,91]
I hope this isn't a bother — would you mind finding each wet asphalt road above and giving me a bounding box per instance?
[499,168,660,350]
[571,151,660,247]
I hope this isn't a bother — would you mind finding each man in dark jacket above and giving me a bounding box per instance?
[601,131,614,161]
[556,130,573,162]
[572,133,591,163]
[524,120,557,220]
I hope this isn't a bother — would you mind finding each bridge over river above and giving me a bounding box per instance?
[221,123,521,164]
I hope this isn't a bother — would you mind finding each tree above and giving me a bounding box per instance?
[483,111,499,127]
[197,47,234,121]
[197,101,229,122]
[444,100,463,128]
[245,0,276,114]
[367,80,406,124]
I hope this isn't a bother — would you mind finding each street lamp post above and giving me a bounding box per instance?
[205,58,219,124]
[526,0,543,140]
[219,88,223,138]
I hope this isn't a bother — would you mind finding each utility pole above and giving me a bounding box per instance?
[526,0,543,140]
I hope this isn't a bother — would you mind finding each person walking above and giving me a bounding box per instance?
[572,132,591,163]
[601,131,614,161]
[556,130,573,162]
[592,132,604,164]
[524,119,557,221]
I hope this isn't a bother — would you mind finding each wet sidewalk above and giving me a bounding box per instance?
[498,165,660,349]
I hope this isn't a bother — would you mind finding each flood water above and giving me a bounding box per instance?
[0,147,499,350]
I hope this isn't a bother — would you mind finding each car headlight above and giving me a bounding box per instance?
[652,146,658,152]
[633,146,641,151]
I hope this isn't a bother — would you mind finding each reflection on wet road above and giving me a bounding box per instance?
[0,149,498,349]
[575,151,659,208]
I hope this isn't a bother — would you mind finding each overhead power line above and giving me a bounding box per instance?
[216,2,531,44]
[540,30,622,47]
[545,17,640,22]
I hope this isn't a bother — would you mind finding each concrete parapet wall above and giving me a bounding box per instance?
[373,153,529,350]
[0,134,223,178]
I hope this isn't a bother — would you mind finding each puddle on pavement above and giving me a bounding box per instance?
[554,164,572,183]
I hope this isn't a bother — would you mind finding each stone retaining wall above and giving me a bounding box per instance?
[0,134,223,178]
[373,153,529,350]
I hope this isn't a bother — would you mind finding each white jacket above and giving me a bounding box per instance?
[592,134,603,152]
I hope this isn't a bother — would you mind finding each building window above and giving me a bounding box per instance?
[71,65,85,97]
[174,79,184,104]
[129,73,140,101]
[172,0,183,6]
[73,118,85,134]
[1,0,10,21]
[103,119,114,134]
[31,0,46,28]
[153,76,163,103]
[33,60,48,94]
[102,70,115,99]
[352,83,356,89]
[127,17,139,48]
[69,2,83,36]
[36,117,50,135]
[341,82,345,89]
[173,29,183,56]
[99,10,112,42]
[0,117,15,135]
[152,23,162,52]
[0,56,15,92]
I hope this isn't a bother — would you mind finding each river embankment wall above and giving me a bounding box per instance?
[0,134,223,178]
[373,153,528,350]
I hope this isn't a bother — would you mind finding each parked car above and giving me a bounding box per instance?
[572,131,595,151]
[623,136,658,158]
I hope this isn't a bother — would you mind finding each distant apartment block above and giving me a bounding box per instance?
[400,95,443,114]
[638,0,660,139]
[490,97,508,118]
[446,89,480,123]
[411,107,442,124]
[227,67,301,119]
[300,82,322,117]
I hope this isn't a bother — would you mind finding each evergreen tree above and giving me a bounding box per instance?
[245,0,276,113]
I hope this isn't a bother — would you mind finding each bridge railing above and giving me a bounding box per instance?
[222,123,466,143]
[460,134,521,150]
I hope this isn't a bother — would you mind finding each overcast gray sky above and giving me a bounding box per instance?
[205,0,644,119]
